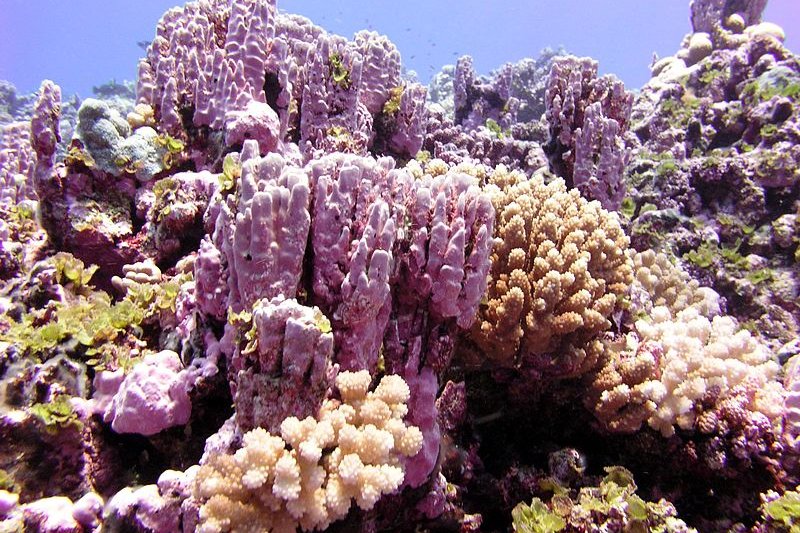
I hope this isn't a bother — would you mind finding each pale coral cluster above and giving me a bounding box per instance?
[470,165,632,369]
[192,371,423,532]
[588,306,784,438]
[628,250,721,318]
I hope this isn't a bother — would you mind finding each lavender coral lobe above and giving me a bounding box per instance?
[1,0,800,531]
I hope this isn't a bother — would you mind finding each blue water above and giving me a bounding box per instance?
[0,0,797,98]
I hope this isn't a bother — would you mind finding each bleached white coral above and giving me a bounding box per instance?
[589,305,783,438]
[628,249,720,318]
[192,371,423,532]
[640,307,782,436]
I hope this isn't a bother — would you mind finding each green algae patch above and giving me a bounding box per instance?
[329,53,351,89]
[383,85,405,116]
[512,498,566,533]
[762,490,800,532]
[0,255,187,367]
[30,396,83,433]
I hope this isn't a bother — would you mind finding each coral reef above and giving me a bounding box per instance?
[0,0,798,532]
[543,55,634,210]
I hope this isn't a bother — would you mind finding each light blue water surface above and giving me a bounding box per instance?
[0,1,797,98]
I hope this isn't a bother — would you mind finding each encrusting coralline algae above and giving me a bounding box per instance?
[0,0,798,531]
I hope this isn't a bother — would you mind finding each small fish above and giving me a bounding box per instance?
[137,40,151,51]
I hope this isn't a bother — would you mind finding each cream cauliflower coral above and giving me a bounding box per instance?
[470,166,632,370]
[192,371,423,533]
[629,249,720,318]
[587,306,784,442]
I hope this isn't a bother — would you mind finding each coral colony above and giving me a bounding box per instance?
[1,0,800,531]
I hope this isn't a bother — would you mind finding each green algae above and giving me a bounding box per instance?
[30,396,83,433]
[762,490,800,532]
[329,53,351,89]
[512,467,691,533]
[0,256,186,366]
[383,85,405,116]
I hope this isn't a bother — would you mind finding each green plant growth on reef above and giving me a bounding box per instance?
[219,153,242,194]
[329,53,351,89]
[753,149,797,182]
[64,144,96,169]
[715,213,755,236]
[761,489,800,532]
[512,467,693,533]
[0,469,15,492]
[1,201,40,243]
[0,256,187,365]
[742,77,800,103]
[699,67,728,86]
[382,85,404,116]
[760,123,780,140]
[30,396,83,433]
[512,498,566,533]
[155,133,185,169]
[415,150,431,164]
[620,197,637,219]
[660,94,701,128]
[52,252,98,293]
[655,157,680,180]
[684,238,776,286]
[152,177,181,222]
[485,118,511,139]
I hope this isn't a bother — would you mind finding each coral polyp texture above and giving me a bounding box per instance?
[191,371,423,532]
[470,165,632,371]
[0,0,799,530]
[136,0,426,163]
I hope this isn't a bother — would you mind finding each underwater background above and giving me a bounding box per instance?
[0,1,798,96]
[1,0,800,532]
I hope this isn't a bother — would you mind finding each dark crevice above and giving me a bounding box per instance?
[263,71,282,114]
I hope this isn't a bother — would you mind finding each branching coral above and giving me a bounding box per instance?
[544,56,633,209]
[470,166,632,372]
[586,305,785,471]
[191,370,423,532]
[628,250,721,318]
[0,120,36,204]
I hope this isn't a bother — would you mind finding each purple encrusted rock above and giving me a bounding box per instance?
[105,350,192,436]
[230,296,333,433]
[690,0,768,34]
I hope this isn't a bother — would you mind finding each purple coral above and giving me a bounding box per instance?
[544,56,632,207]
[103,350,193,436]
[573,102,629,210]
[137,0,426,163]
[215,140,310,312]
[229,296,333,433]
[309,153,409,372]
[454,55,516,131]
[30,80,61,193]
[0,121,36,203]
